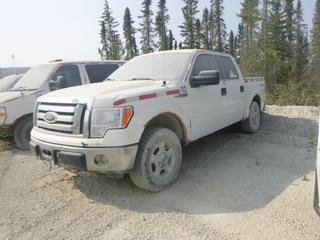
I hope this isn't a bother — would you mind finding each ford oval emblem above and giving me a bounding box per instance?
[44,112,58,124]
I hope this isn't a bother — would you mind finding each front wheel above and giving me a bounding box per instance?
[129,127,182,192]
[14,117,33,151]
[242,101,261,134]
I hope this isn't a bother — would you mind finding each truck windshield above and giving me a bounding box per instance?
[107,52,192,82]
[11,64,55,91]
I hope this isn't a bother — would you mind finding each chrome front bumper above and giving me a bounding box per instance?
[30,138,138,174]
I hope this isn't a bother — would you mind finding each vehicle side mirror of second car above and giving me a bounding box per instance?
[191,70,220,88]
[49,75,65,91]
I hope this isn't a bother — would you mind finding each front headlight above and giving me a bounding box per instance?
[90,107,133,138]
[0,107,6,125]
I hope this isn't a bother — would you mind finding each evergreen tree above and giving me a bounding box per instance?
[256,0,288,89]
[284,0,295,44]
[139,0,155,54]
[226,30,236,57]
[292,0,308,81]
[238,0,260,75]
[194,19,202,49]
[155,0,170,51]
[180,0,199,49]
[98,0,122,60]
[123,8,138,60]
[167,30,174,50]
[174,40,178,50]
[201,8,210,50]
[310,0,320,91]
[210,0,227,52]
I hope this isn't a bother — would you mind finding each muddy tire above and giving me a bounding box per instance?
[129,127,182,192]
[242,101,261,134]
[14,117,33,151]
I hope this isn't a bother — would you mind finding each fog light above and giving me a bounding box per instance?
[93,155,110,167]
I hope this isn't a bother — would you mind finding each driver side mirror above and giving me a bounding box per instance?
[49,75,65,91]
[190,70,220,88]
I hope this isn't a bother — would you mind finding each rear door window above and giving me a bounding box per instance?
[85,64,119,83]
[216,56,239,80]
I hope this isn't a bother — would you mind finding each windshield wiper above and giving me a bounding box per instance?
[130,77,157,81]
[10,87,38,91]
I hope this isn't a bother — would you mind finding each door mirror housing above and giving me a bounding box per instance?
[49,75,65,91]
[190,70,220,88]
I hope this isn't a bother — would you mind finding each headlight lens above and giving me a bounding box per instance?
[0,107,6,124]
[90,107,133,138]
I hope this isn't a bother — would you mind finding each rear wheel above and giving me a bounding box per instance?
[14,117,33,151]
[129,127,182,192]
[242,101,261,134]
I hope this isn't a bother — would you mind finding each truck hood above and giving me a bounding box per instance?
[0,90,41,104]
[42,80,165,100]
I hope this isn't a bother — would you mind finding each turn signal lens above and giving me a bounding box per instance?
[121,107,133,128]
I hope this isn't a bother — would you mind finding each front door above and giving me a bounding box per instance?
[184,54,226,141]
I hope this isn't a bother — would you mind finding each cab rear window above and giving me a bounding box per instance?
[85,64,119,83]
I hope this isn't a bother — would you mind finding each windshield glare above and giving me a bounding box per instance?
[107,52,192,82]
[11,64,55,90]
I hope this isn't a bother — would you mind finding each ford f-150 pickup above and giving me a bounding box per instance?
[30,50,266,192]
[0,60,124,150]
[314,113,320,216]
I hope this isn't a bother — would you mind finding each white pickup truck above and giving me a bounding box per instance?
[0,60,124,150]
[30,50,265,192]
[314,114,320,216]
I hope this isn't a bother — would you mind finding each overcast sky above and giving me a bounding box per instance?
[0,0,317,67]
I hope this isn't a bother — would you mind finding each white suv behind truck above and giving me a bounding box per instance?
[0,60,124,150]
[30,50,266,192]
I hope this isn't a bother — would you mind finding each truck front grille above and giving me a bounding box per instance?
[36,102,86,135]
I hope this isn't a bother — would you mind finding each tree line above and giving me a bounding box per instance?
[99,0,320,106]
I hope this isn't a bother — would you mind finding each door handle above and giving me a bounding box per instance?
[221,88,227,96]
[240,85,244,93]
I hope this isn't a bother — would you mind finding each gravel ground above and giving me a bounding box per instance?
[0,106,319,240]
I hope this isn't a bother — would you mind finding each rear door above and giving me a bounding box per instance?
[85,64,120,84]
[216,55,245,124]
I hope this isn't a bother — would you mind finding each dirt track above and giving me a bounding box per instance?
[0,106,319,240]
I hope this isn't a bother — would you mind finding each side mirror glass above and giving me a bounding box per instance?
[49,75,65,91]
[191,70,220,88]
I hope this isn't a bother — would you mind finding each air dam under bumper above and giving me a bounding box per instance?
[30,138,138,174]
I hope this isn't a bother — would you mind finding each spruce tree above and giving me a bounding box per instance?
[155,0,170,51]
[284,0,294,44]
[98,0,122,60]
[210,0,226,52]
[194,19,202,49]
[167,30,174,50]
[201,8,210,50]
[226,30,236,57]
[238,0,260,75]
[310,0,320,91]
[180,0,199,49]
[174,40,178,50]
[123,8,138,60]
[139,0,155,54]
[292,0,308,81]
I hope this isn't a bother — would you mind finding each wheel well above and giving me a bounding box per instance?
[145,112,189,145]
[252,95,261,109]
[13,113,33,127]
